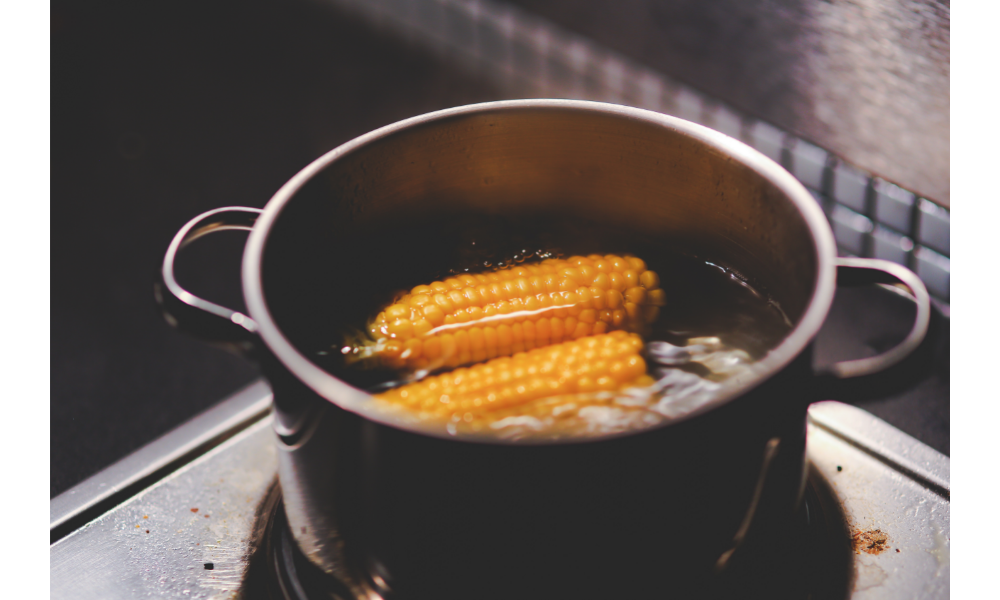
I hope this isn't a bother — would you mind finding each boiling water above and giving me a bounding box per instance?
[313,214,793,439]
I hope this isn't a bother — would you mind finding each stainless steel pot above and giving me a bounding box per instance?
[158,100,932,599]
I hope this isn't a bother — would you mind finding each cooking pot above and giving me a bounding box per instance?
[158,100,932,599]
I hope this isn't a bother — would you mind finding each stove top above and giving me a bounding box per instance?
[50,381,949,599]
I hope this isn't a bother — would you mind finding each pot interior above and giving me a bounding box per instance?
[254,102,832,421]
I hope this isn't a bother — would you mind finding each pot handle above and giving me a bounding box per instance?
[811,257,934,402]
[155,207,263,353]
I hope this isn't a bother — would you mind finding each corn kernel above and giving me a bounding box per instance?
[387,319,413,340]
[605,289,624,310]
[625,286,646,304]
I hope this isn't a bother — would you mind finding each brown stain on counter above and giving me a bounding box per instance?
[851,528,890,555]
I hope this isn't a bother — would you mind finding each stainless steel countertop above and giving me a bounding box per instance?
[50,382,949,599]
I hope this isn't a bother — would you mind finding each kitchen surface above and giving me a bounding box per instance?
[50,0,952,597]
[51,385,950,599]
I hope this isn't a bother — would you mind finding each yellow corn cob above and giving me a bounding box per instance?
[349,254,666,371]
[374,331,653,426]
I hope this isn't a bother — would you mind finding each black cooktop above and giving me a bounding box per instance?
[50,0,948,498]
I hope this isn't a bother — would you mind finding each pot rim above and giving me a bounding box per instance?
[241,99,837,444]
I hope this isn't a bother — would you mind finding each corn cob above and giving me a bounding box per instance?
[348,254,666,371]
[374,331,654,427]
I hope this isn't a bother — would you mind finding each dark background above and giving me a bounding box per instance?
[51,0,948,498]
[50,0,502,496]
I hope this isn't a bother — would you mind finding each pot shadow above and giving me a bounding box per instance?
[237,464,855,600]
